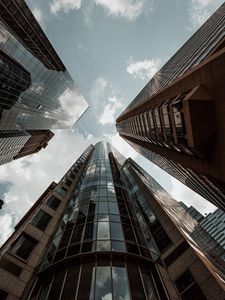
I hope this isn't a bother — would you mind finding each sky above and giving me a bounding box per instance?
[0,0,224,246]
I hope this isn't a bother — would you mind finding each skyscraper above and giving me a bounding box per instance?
[179,202,204,222]
[0,130,54,166]
[0,0,88,162]
[197,208,225,250]
[116,3,225,211]
[0,142,224,299]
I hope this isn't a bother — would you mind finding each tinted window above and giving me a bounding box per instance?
[174,269,206,300]
[11,233,38,260]
[46,195,61,210]
[31,209,51,231]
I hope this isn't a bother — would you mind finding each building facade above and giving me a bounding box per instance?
[0,142,224,299]
[179,202,204,222]
[116,3,225,211]
[0,0,88,131]
[198,208,225,250]
[0,130,54,166]
[0,0,88,164]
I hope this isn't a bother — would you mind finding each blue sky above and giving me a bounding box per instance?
[0,0,223,245]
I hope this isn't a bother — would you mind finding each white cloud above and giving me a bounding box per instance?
[89,77,124,126]
[94,0,147,20]
[169,177,217,215]
[90,77,108,101]
[0,129,99,246]
[126,58,161,81]
[50,0,82,14]
[188,0,223,30]
[99,96,122,125]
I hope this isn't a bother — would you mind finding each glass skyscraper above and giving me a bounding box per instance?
[0,142,224,299]
[116,3,225,211]
[0,0,88,131]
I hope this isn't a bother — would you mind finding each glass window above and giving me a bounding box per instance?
[31,209,51,231]
[61,265,80,299]
[112,267,131,300]
[110,222,124,240]
[127,263,146,300]
[77,262,95,299]
[46,195,60,210]
[11,233,38,260]
[98,202,109,214]
[96,240,110,251]
[48,270,66,299]
[174,270,195,293]
[174,270,206,300]
[109,202,119,214]
[111,241,126,252]
[36,275,53,300]
[95,266,112,300]
[141,266,158,300]
[97,222,110,240]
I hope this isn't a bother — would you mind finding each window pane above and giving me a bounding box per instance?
[48,270,66,300]
[11,233,38,260]
[31,210,51,231]
[112,267,131,300]
[77,262,94,299]
[111,241,126,252]
[127,263,145,300]
[97,222,110,240]
[110,223,124,241]
[95,266,112,300]
[141,266,158,300]
[98,202,108,214]
[97,240,110,251]
[61,265,80,300]
[109,202,119,214]
[174,270,195,293]
[46,196,60,210]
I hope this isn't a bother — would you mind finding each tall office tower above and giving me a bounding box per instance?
[0,0,88,161]
[0,142,224,299]
[116,3,225,211]
[179,202,204,222]
[197,208,225,250]
[0,130,54,166]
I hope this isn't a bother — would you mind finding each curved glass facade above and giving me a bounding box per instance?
[29,142,167,300]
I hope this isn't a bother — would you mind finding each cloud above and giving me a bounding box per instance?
[168,177,217,215]
[94,0,148,20]
[90,77,108,101]
[126,58,161,80]
[99,96,122,125]
[50,0,82,14]
[188,0,223,30]
[88,77,124,126]
[0,129,99,246]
